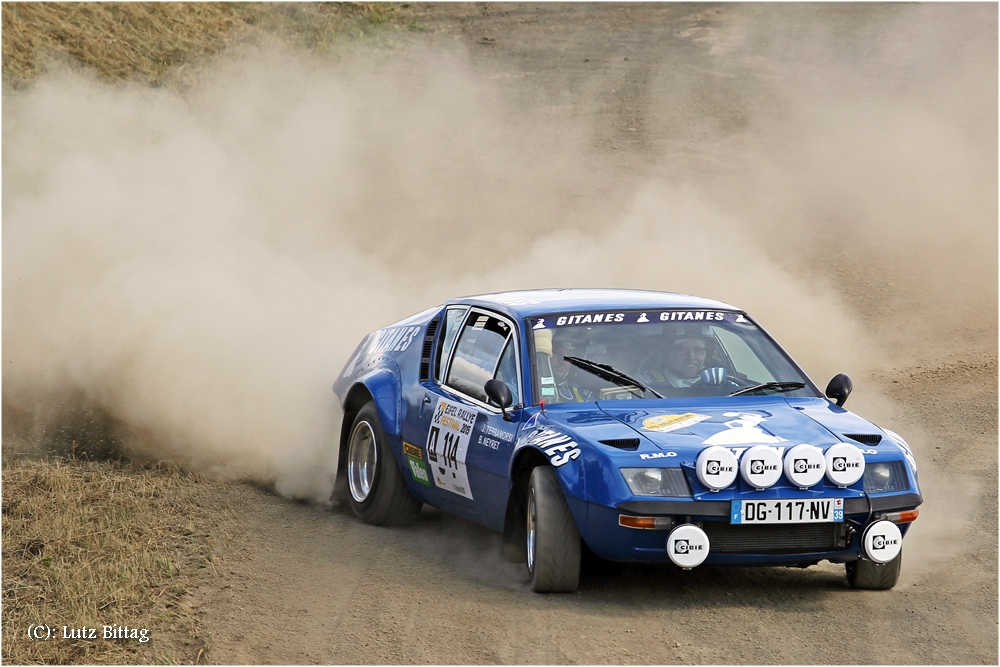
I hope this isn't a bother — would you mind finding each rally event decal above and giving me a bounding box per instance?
[425,398,478,499]
[642,413,710,433]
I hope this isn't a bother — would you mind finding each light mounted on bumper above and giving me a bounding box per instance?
[620,468,692,497]
[861,520,903,563]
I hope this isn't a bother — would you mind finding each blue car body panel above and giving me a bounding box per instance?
[333,289,922,567]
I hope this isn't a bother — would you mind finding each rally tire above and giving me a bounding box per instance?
[527,466,581,593]
[346,403,422,527]
[847,549,902,590]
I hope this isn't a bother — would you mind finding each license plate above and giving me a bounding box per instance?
[730,498,844,524]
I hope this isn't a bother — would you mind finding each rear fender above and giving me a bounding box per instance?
[334,361,403,502]
[356,362,403,437]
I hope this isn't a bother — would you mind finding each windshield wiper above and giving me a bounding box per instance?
[562,356,664,399]
[729,381,806,397]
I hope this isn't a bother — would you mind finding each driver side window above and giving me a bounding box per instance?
[445,311,517,405]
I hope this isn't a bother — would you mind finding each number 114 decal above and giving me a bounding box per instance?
[425,397,477,499]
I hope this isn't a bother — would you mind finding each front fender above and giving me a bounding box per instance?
[511,422,587,501]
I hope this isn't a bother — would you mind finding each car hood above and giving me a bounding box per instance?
[599,399,842,452]
[536,397,891,457]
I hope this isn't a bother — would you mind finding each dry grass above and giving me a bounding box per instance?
[2,452,238,664]
[2,2,414,88]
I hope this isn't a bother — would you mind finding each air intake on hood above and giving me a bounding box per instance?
[844,433,882,445]
[599,438,640,451]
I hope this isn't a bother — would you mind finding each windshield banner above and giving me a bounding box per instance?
[531,310,749,329]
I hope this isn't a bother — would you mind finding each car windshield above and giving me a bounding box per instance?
[528,309,820,404]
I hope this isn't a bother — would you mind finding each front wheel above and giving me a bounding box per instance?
[526,466,581,593]
[846,549,902,590]
[345,402,422,526]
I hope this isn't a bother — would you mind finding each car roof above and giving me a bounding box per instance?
[447,288,739,319]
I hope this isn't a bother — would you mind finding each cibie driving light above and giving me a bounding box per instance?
[666,524,710,569]
[620,468,691,497]
[861,520,903,563]
[696,446,739,491]
[739,445,783,490]
[783,444,826,489]
[824,442,866,487]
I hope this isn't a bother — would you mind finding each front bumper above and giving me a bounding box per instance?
[577,492,921,566]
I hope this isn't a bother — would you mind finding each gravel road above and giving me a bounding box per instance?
[187,4,997,663]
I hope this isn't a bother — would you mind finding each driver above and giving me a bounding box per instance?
[551,330,595,403]
[641,326,710,388]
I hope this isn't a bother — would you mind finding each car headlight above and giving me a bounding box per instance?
[620,468,692,497]
[863,461,910,494]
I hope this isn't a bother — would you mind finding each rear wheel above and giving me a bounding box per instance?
[526,466,581,593]
[345,402,422,526]
[847,550,902,590]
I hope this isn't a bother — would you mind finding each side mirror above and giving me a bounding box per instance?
[484,379,514,422]
[825,374,853,407]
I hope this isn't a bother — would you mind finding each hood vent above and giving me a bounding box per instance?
[599,438,640,451]
[844,433,882,445]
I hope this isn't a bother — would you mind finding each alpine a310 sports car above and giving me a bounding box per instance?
[332,289,922,592]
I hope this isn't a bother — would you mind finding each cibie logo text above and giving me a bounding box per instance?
[705,460,734,475]
[749,459,778,474]
[832,457,860,472]
[872,535,900,550]
[673,539,705,554]
[793,459,821,473]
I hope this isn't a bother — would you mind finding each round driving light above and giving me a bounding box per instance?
[783,444,826,489]
[666,523,710,569]
[824,442,866,487]
[739,445,783,490]
[696,446,738,491]
[861,520,903,563]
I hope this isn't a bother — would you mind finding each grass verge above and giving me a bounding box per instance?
[2,452,236,664]
[3,2,416,88]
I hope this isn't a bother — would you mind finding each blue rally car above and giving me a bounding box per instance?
[332,289,921,592]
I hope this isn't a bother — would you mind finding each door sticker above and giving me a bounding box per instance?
[403,441,431,486]
[425,397,478,499]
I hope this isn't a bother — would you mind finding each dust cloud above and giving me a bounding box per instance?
[3,2,993,560]
[649,3,997,357]
[3,46,866,504]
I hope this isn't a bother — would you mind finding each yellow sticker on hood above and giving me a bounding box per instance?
[642,413,710,433]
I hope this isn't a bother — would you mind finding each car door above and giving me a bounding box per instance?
[415,307,524,530]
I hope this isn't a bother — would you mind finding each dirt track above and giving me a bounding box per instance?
[180,4,996,663]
